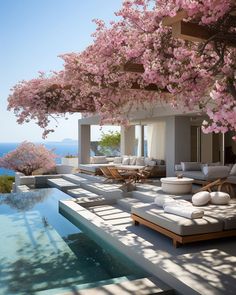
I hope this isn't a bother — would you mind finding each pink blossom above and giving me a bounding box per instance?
[7,0,236,140]
[0,141,57,175]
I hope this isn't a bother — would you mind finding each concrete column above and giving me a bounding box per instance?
[137,125,144,156]
[78,122,91,164]
[120,126,136,155]
[166,116,191,176]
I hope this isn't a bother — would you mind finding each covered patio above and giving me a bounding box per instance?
[78,106,233,177]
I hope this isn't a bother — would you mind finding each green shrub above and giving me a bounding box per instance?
[0,175,15,193]
[99,131,121,156]
[64,154,78,158]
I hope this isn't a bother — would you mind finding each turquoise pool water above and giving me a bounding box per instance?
[0,188,145,295]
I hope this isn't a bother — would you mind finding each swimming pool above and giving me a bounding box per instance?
[0,188,145,295]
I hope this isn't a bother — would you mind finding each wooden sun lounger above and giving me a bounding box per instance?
[132,213,236,248]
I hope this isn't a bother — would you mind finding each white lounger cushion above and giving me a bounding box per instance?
[164,205,204,219]
[210,192,230,205]
[192,191,210,206]
[202,202,236,229]
[162,199,192,208]
[154,195,174,207]
[154,195,192,208]
[132,203,223,235]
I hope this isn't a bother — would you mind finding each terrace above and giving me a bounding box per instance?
[11,170,236,294]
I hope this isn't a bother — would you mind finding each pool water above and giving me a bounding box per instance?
[0,188,145,295]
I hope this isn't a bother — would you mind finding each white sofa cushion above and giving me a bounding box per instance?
[90,156,108,164]
[113,157,122,164]
[122,156,130,165]
[202,165,230,179]
[136,157,145,166]
[192,191,210,206]
[230,163,236,176]
[210,192,230,205]
[181,162,201,171]
[129,156,137,165]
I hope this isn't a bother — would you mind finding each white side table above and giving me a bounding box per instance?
[161,177,194,194]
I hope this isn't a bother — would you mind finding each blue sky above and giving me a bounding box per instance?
[0,0,122,142]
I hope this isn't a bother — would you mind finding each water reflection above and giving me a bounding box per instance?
[0,191,49,211]
[0,189,145,294]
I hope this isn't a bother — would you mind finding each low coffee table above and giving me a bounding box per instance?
[161,177,194,194]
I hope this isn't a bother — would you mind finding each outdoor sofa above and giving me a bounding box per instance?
[78,155,166,178]
[175,162,232,181]
[175,162,236,185]
[131,193,236,247]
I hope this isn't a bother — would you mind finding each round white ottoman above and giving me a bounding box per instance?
[161,177,194,194]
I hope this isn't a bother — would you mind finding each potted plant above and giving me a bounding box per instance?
[61,154,78,168]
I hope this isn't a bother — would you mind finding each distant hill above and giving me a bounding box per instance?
[61,138,77,144]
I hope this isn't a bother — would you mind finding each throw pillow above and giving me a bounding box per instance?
[122,156,130,165]
[230,163,236,176]
[202,166,230,178]
[129,156,137,165]
[113,157,122,164]
[155,159,165,165]
[136,157,145,166]
[145,157,156,166]
[210,192,230,205]
[175,164,182,171]
[148,160,156,167]
[154,195,174,207]
[181,162,201,171]
[192,191,210,206]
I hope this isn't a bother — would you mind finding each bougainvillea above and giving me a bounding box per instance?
[8,72,95,137]
[7,0,236,139]
[0,141,57,175]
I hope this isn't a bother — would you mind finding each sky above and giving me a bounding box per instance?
[0,0,122,142]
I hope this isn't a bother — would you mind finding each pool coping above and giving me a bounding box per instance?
[59,199,202,295]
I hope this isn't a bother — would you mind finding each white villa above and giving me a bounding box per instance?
[78,102,236,175]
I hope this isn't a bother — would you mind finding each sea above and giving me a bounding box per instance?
[0,142,79,176]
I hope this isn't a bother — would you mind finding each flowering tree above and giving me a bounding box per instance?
[154,0,236,137]
[8,72,95,138]
[7,0,236,139]
[111,0,236,137]
[0,141,57,175]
